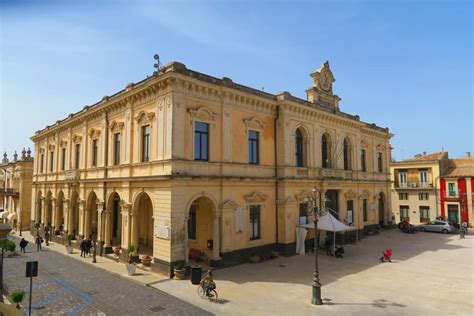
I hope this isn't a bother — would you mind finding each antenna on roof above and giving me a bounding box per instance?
[153,54,162,73]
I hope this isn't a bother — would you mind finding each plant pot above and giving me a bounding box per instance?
[126,263,137,276]
[249,255,261,264]
[174,268,186,280]
[65,246,74,254]
[271,251,279,259]
[141,256,152,267]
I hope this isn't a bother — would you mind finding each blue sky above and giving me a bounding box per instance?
[1,0,472,161]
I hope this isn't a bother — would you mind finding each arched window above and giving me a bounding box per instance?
[343,137,352,170]
[322,133,331,168]
[295,128,305,167]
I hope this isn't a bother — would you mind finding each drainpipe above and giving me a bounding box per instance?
[274,105,279,250]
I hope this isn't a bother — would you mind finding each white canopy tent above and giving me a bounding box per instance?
[296,211,357,255]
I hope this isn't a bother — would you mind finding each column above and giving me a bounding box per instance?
[51,198,57,231]
[97,204,104,242]
[211,213,221,262]
[63,200,70,233]
[121,204,131,247]
[104,210,112,248]
[130,211,138,250]
[84,208,90,239]
[40,198,46,224]
[78,200,85,237]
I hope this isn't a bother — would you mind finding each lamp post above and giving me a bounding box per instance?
[304,187,329,305]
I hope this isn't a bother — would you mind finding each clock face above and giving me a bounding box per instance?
[320,71,331,91]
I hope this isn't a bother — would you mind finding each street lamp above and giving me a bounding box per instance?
[304,187,329,305]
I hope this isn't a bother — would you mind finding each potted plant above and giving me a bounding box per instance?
[65,233,74,254]
[249,253,261,264]
[125,244,137,276]
[10,290,25,310]
[271,250,279,259]
[173,262,185,280]
[141,255,152,267]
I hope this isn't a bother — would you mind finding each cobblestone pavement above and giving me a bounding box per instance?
[4,238,212,316]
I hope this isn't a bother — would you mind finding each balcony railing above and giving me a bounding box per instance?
[396,182,433,189]
[65,170,80,181]
[0,188,19,197]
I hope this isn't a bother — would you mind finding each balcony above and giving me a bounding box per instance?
[395,182,434,190]
[0,188,19,198]
[65,170,80,182]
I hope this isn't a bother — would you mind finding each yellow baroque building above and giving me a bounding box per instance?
[31,61,392,276]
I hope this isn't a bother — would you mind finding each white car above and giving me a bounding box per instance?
[419,220,458,234]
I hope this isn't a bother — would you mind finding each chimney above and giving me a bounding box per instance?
[465,152,471,158]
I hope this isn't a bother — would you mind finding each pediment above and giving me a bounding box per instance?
[243,117,266,131]
[188,106,218,122]
[244,191,268,203]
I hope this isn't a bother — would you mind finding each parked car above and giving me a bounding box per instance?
[418,220,458,234]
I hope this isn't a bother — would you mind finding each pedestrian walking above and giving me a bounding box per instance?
[35,234,42,251]
[19,238,28,253]
[85,238,92,257]
[45,230,50,246]
[462,222,468,235]
[80,238,87,257]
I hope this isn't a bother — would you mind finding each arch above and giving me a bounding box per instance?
[35,190,43,224]
[106,191,122,247]
[131,191,154,256]
[295,126,308,167]
[45,190,53,227]
[85,191,99,239]
[343,137,353,171]
[321,132,332,168]
[185,193,218,265]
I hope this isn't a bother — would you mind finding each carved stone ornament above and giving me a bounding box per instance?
[244,191,268,203]
[361,140,369,149]
[344,190,357,199]
[221,200,238,209]
[88,128,101,139]
[188,106,218,122]
[243,117,266,131]
[59,140,68,148]
[359,190,371,199]
[109,120,124,133]
[72,134,82,144]
[48,144,55,151]
[39,147,46,154]
[295,190,317,202]
[135,111,156,125]
[376,143,385,151]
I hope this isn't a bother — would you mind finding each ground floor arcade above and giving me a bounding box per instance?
[31,178,391,276]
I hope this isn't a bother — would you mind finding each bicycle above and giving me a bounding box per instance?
[197,283,218,302]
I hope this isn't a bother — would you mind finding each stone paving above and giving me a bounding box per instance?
[151,229,474,315]
[4,237,211,315]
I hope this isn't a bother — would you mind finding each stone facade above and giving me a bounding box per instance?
[0,149,34,231]
[31,61,392,276]
[390,151,474,226]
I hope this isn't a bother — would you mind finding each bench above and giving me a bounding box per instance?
[189,248,204,261]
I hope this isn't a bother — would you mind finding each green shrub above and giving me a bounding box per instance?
[10,289,25,309]
[0,239,16,252]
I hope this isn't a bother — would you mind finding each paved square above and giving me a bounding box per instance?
[152,229,474,315]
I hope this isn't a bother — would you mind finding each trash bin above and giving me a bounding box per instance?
[190,265,202,285]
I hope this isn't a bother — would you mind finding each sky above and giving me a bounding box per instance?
[1,0,472,161]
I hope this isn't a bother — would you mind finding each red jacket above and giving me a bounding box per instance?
[383,249,392,257]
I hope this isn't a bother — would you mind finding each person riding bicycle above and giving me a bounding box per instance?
[200,269,216,297]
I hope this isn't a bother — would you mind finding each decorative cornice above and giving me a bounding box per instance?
[135,110,156,125]
[243,117,266,131]
[244,191,268,203]
[72,134,82,144]
[344,190,357,199]
[188,106,218,122]
[88,128,101,139]
[109,120,124,133]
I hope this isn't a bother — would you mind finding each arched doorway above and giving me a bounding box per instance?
[106,192,122,248]
[85,191,98,240]
[55,191,65,234]
[186,196,215,264]
[378,192,385,227]
[69,191,80,236]
[45,191,53,227]
[35,190,43,225]
[132,192,154,256]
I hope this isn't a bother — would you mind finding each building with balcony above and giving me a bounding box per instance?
[31,61,392,276]
[390,151,474,226]
[0,149,34,231]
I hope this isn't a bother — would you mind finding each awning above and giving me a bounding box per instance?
[298,212,357,232]
[7,212,17,221]
[0,212,8,219]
